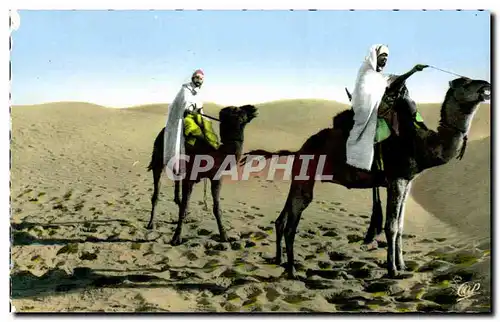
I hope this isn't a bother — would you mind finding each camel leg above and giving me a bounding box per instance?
[170,179,195,246]
[274,202,290,265]
[364,186,384,245]
[173,173,190,213]
[210,179,228,242]
[385,178,409,278]
[174,180,190,214]
[146,165,163,230]
[284,181,314,279]
[396,180,412,271]
[174,180,181,206]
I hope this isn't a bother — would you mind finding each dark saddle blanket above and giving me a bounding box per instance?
[374,93,425,143]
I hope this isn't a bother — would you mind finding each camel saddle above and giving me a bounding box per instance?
[184,112,220,150]
[374,91,424,144]
[375,91,400,143]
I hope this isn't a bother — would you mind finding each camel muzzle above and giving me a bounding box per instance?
[481,87,491,101]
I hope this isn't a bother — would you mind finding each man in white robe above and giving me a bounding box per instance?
[163,69,205,175]
[346,44,428,171]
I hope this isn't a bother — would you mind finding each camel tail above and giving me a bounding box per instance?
[147,159,154,172]
[147,127,165,172]
[239,149,296,166]
[147,148,158,171]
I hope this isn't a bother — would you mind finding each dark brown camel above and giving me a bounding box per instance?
[240,77,490,279]
[146,105,258,245]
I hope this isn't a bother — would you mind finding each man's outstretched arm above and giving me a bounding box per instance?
[389,64,428,90]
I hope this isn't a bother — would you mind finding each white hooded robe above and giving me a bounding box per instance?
[163,82,204,175]
[346,44,393,171]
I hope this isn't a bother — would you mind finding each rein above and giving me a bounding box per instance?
[201,113,220,122]
[186,106,220,122]
[190,112,219,122]
[427,65,470,79]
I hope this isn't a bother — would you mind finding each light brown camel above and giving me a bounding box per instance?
[240,77,490,279]
[146,105,258,245]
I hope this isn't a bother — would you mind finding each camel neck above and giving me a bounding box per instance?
[430,95,477,166]
[219,123,244,158]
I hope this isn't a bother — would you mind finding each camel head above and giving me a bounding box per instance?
[219,105,258,126]
[440,77,490,134]
[218,105,258,144]
[447,77,491,111]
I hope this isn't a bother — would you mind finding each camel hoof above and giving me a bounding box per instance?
[286,271,296,280]
[170,236,182,246]
[219,234,228,243]
[363,233,377,245]
[397,264,407,271]
[275,258,282,266]
[361,240,378,251]
[146,223,154,230]
[387,269,398,279]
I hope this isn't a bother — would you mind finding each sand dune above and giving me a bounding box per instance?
[412,137,491,240]
[10,99,491,313]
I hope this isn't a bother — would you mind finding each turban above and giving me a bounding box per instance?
[193,69,204,77]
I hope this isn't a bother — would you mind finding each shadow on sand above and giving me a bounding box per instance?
[10,219,163,246]
[11,266,229,300]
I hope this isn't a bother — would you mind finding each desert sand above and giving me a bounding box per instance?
[10,99,491,313]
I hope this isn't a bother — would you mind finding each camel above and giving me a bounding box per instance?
[343,84,430,248]
[240,77,490,279]
[146,105,258,245]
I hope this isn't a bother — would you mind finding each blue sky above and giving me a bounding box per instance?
[10,10,490,107]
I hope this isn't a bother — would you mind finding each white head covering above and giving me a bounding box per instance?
[365,44,389,71]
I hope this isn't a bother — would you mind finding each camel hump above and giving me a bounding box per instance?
[332,109,355,135]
